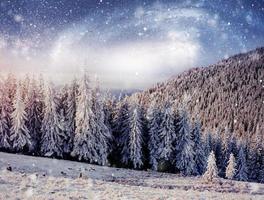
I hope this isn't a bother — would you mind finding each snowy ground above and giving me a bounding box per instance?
[0,152,263,200]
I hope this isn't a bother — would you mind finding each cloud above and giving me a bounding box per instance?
[48,28,200,89]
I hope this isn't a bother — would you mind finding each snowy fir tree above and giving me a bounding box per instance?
[10,83,32,152]
[191,120,206,175]
[64,79,77,155]
[235,145,248,181]
[41,82,65,158]
[248,125,264,182]
[119,97,144,168]
[128,98,144,168]
[111,98,130,166]
[57,84,73,155]
[71,73,96,161]
[204,132,213,159]
[147,100,162,170]
[176,110,196,176]
[203,151,218,182]
[0,74,17,151]
[102,92,115,151]
[0,79,12,150]
[212,131,223,175]
[158,102,176,166]
[91,78,112,165]
[71,73,110,165]
[225,153,236,180]
[25,77,43,153]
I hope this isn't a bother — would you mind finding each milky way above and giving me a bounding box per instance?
[0,0,264,88]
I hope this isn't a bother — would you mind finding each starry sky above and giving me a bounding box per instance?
[0,0,264,89]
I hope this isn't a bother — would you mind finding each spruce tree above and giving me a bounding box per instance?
[112,98,130,166]
[248,125,264,182]
[226,153,236,180]
[102,90,114,133]
[41,82,65,157]
[213,132,223,172]
[72,74,110,165]
[191,120,206,175]
[10,83,32,152]
[25,77,43,153]
[0,79,12,150]
[203,151,218,182]
[128,99,144,168]
[158,102,176,165]
[57,84,72,155]
[147,100,162,170]
[176,110,196,176]
[235,145,248,181]
[64,79,77,154]
[119,97,144,168]
[204,132,213,158]
[92,78,112,165]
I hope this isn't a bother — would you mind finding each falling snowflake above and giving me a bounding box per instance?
[14,15,23,23]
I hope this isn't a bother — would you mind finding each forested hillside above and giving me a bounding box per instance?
[140,47,264,140]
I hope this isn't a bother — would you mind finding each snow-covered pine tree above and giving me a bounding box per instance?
[147,99,162,170]
[0,78,12,150]
[91,77,112,165]
[72,74,110,165]
[213,132,223,172]
[41,82,65,157]
[102,90,114,130]
[203,151,218,182]
[158,102,176,167]
[102,92,115,159]
[25,77,43,153]
[111,97,130,166]
[248,124,264,182]
[176,110,196,176]
[37,74,45,122]
[10,82,32,152]
[125,97,144,168]
[57,84,72,155]
[235,144,248,181]
[225,153,236,180]
[191,120,206,175]
[64,79,77,155]
[229,134,238,156]
[204,132,213,158]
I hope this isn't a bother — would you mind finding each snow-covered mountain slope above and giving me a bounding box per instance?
[0,152,263,200]
[140,47,264,139]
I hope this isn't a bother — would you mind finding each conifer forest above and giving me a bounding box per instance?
[0,48,263,185]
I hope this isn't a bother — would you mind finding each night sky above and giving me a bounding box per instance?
[0,0,264,88]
